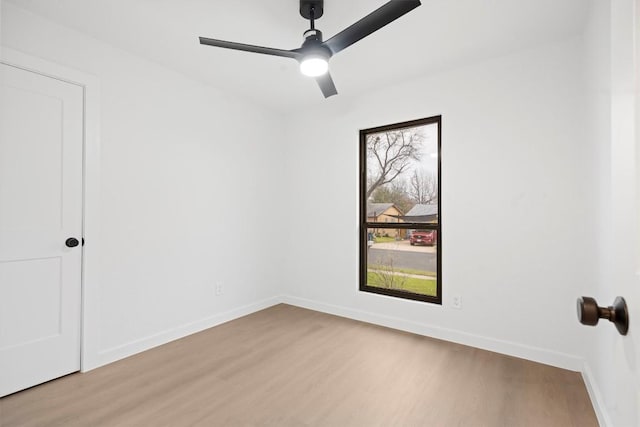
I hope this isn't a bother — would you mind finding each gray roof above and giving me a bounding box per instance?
[366,203,395,217]
[405,204,438,217]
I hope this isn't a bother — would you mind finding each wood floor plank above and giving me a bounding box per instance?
[0,304,597,426]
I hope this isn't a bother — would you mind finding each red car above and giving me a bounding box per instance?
[410,231,437,246]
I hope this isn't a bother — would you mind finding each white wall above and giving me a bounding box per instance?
[1,3,286,369]
[282,37,597,370]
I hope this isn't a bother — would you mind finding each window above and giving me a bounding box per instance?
[359,116,441,304]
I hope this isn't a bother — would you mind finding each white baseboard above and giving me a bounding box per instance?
[582,362,612,427]
[82,296,281,371]
[281,295,583,372]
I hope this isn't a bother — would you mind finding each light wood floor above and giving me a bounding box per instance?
[0,304,597,426]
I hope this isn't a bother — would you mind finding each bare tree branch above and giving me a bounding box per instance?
[408,169,437,204]
[366,129,424,199]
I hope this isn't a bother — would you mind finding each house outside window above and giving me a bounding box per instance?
[359,116,442,304]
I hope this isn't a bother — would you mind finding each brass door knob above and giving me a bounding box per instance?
[577,296,629,336]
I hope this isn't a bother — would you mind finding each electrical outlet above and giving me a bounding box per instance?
[452,295,462,309]
[215,283,224,296]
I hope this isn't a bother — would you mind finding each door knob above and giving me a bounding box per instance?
[577,296,629,335]
[65,237,80,248]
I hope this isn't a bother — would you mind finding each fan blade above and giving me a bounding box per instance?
[316,72,338,98]
[323,1,421,55]
[199,37,301,59]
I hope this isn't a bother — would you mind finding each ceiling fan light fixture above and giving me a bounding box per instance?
[299,55,329,77]
[199,0,422,97]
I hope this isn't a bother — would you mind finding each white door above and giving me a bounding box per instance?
[594,0,640,425]
[0,62,84,397]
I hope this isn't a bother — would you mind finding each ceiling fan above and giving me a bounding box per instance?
[199,0,421,98]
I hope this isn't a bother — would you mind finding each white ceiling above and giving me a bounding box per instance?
[6,0,589,113]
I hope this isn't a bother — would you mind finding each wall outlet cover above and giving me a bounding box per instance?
[452,296,462,309]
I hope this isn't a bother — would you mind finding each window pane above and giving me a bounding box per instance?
[366,122,438,224]
[365,228,437,297]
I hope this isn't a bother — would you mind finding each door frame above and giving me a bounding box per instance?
[0,47,102,372]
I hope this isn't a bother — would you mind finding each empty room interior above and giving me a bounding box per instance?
[1,0,639,425]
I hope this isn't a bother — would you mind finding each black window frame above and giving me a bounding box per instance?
[359,116,442,304]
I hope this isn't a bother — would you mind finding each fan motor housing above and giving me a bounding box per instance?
[303,29,323,43]
[300,0,324,19]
